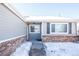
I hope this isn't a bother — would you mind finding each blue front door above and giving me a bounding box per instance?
[29,24,41,41]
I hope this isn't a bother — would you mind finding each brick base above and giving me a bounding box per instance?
[0,35,26,56]
[42,35,79,42]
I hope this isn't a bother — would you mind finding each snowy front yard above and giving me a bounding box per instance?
[11,42,32,56]
[10,42,79,56]
[44,42,79,56]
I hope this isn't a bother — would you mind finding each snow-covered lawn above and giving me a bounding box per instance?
[44,42,79,56]
[10,42,79,56]
[11,42,32,56]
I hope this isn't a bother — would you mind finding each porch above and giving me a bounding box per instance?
[26,20,79,42]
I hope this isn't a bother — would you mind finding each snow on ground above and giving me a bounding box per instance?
[44,42,79,56]
[10,42,79,56]
[11,42,32,56]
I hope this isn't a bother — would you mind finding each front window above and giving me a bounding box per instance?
[50,23,68,34]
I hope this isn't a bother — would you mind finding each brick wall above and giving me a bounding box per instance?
[0,35,26,56]
[42,35,79,42]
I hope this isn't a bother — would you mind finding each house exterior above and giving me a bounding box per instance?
[0,3,79,56]
[25,16,79,42]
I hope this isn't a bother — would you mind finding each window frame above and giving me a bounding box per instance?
[50,23,69,34]
[29,24,40,33]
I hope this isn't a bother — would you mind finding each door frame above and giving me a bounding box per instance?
[28,23,42,41]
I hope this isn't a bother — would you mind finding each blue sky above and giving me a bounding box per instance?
[13,3,79,18]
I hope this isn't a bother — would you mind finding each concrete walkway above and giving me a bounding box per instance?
[29,41,46,56]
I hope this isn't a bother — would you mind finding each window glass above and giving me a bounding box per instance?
[34,25,40,32]
[30,26,35,32]
[55,24,67,32]
[30,25,40,33]
[51,24,55,32]
[51,23,68,33]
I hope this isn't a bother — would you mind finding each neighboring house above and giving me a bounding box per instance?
[25,16,79,42]
[0,3,27,55]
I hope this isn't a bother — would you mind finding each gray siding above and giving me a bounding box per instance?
[0,4,27,41]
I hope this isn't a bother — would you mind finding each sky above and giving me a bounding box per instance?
[13,3,79,19]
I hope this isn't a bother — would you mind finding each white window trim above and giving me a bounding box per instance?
[50,23,69,34]
[29,24,40,33]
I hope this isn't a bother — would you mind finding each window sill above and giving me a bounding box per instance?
[42,34,78,36]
